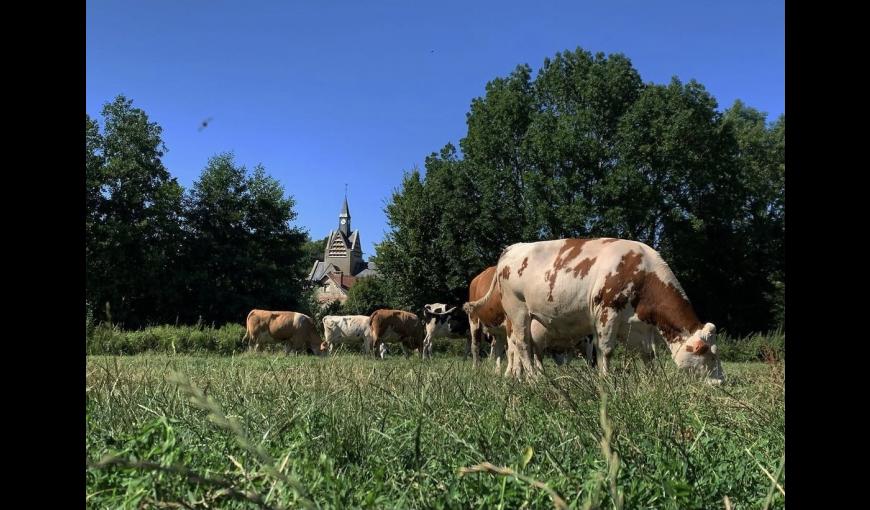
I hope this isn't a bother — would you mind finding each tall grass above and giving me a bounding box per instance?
[86,322,785,362]
[87,354,784,509]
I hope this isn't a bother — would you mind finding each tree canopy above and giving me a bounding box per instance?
[375,48,784,335]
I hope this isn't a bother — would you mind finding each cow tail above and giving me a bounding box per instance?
[243,309,259,344]
[463,267,500,316]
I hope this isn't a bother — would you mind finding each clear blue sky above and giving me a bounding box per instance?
[87,0,784,259]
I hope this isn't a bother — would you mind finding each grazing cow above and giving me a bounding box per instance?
[369,309,425,359]
[464,238,724,384]
[243,309,324,355]
[421,303,470,359]
[466,267,509,368]
[321,315,374,354]
[467,266,597,371]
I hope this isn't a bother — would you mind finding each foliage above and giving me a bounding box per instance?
[342,276,392,316]
[86,96,309,328]
[376,48,784,335]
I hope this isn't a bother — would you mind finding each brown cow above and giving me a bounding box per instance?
[467,266,508,368]
[369,309,425,359]
[243,309,324,355]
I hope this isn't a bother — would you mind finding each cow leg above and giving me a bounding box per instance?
[532,342,545,371]
[491,333,506,371]
[251,333,265,353]
[585,337,597,368]
[378,342,387,359]
[503,339,513,377]
[639,330,657,369]
[595,310,619,376]
[465,319,473,363]
[464,336,471,362]
[469,319,482,368]
[507,315,537,380]
[422,337,433,360]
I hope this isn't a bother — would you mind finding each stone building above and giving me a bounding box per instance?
[307,197,379,304]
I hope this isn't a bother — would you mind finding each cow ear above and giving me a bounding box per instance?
[686,340,710,355]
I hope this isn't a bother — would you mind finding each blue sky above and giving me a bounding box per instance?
[87,0,784,259]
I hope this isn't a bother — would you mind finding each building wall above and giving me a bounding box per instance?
[323,233,363,276]
[315,278,348,304]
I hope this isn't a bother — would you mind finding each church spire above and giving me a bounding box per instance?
[338,191,350,236]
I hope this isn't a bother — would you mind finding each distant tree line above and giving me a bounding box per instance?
[87,47,783,336]
[87,95,315,328]
[374,48,784,335]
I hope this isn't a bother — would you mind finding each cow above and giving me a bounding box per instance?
[321,315,374,354]
[467,266,597,371]
[464,238,725,384]
[421,303,471,359]
[466,266,509,368]
[243,309,324,355]
[369,309,426,359]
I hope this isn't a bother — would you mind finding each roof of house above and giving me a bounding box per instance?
[308,260,343,281]
[354,268,380,279]
[327,272,357,290]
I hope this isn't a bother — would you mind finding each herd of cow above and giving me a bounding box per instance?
[243,237,726,384]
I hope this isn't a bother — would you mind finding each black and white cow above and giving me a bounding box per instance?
[421,303,471,359]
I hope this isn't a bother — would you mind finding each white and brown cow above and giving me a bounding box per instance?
[464,238,724,383]
[467,266,596,371]
[421,303,470,359]
[321,315,374,354]
[243,309,324,355]
[369,309,426,359]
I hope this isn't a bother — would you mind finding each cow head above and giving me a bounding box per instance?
[670,323,725,384]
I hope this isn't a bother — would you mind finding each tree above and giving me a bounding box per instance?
[721,102,785,329]
[301,235,328,264]
[342,276,390,315]
[181,153,307,324]
[377,47,785,334]
[85,96,184,327]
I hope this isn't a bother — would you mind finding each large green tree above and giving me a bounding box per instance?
[301,235,328,264]
[180,153,307,324]
[341,276,391,316]
[85,96,184,327]
[376,48,784,334]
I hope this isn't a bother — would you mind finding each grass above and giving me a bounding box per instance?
[86,350,784,509]
[86,322,785,363]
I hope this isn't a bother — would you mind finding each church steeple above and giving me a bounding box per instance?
[338,193,350,236]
